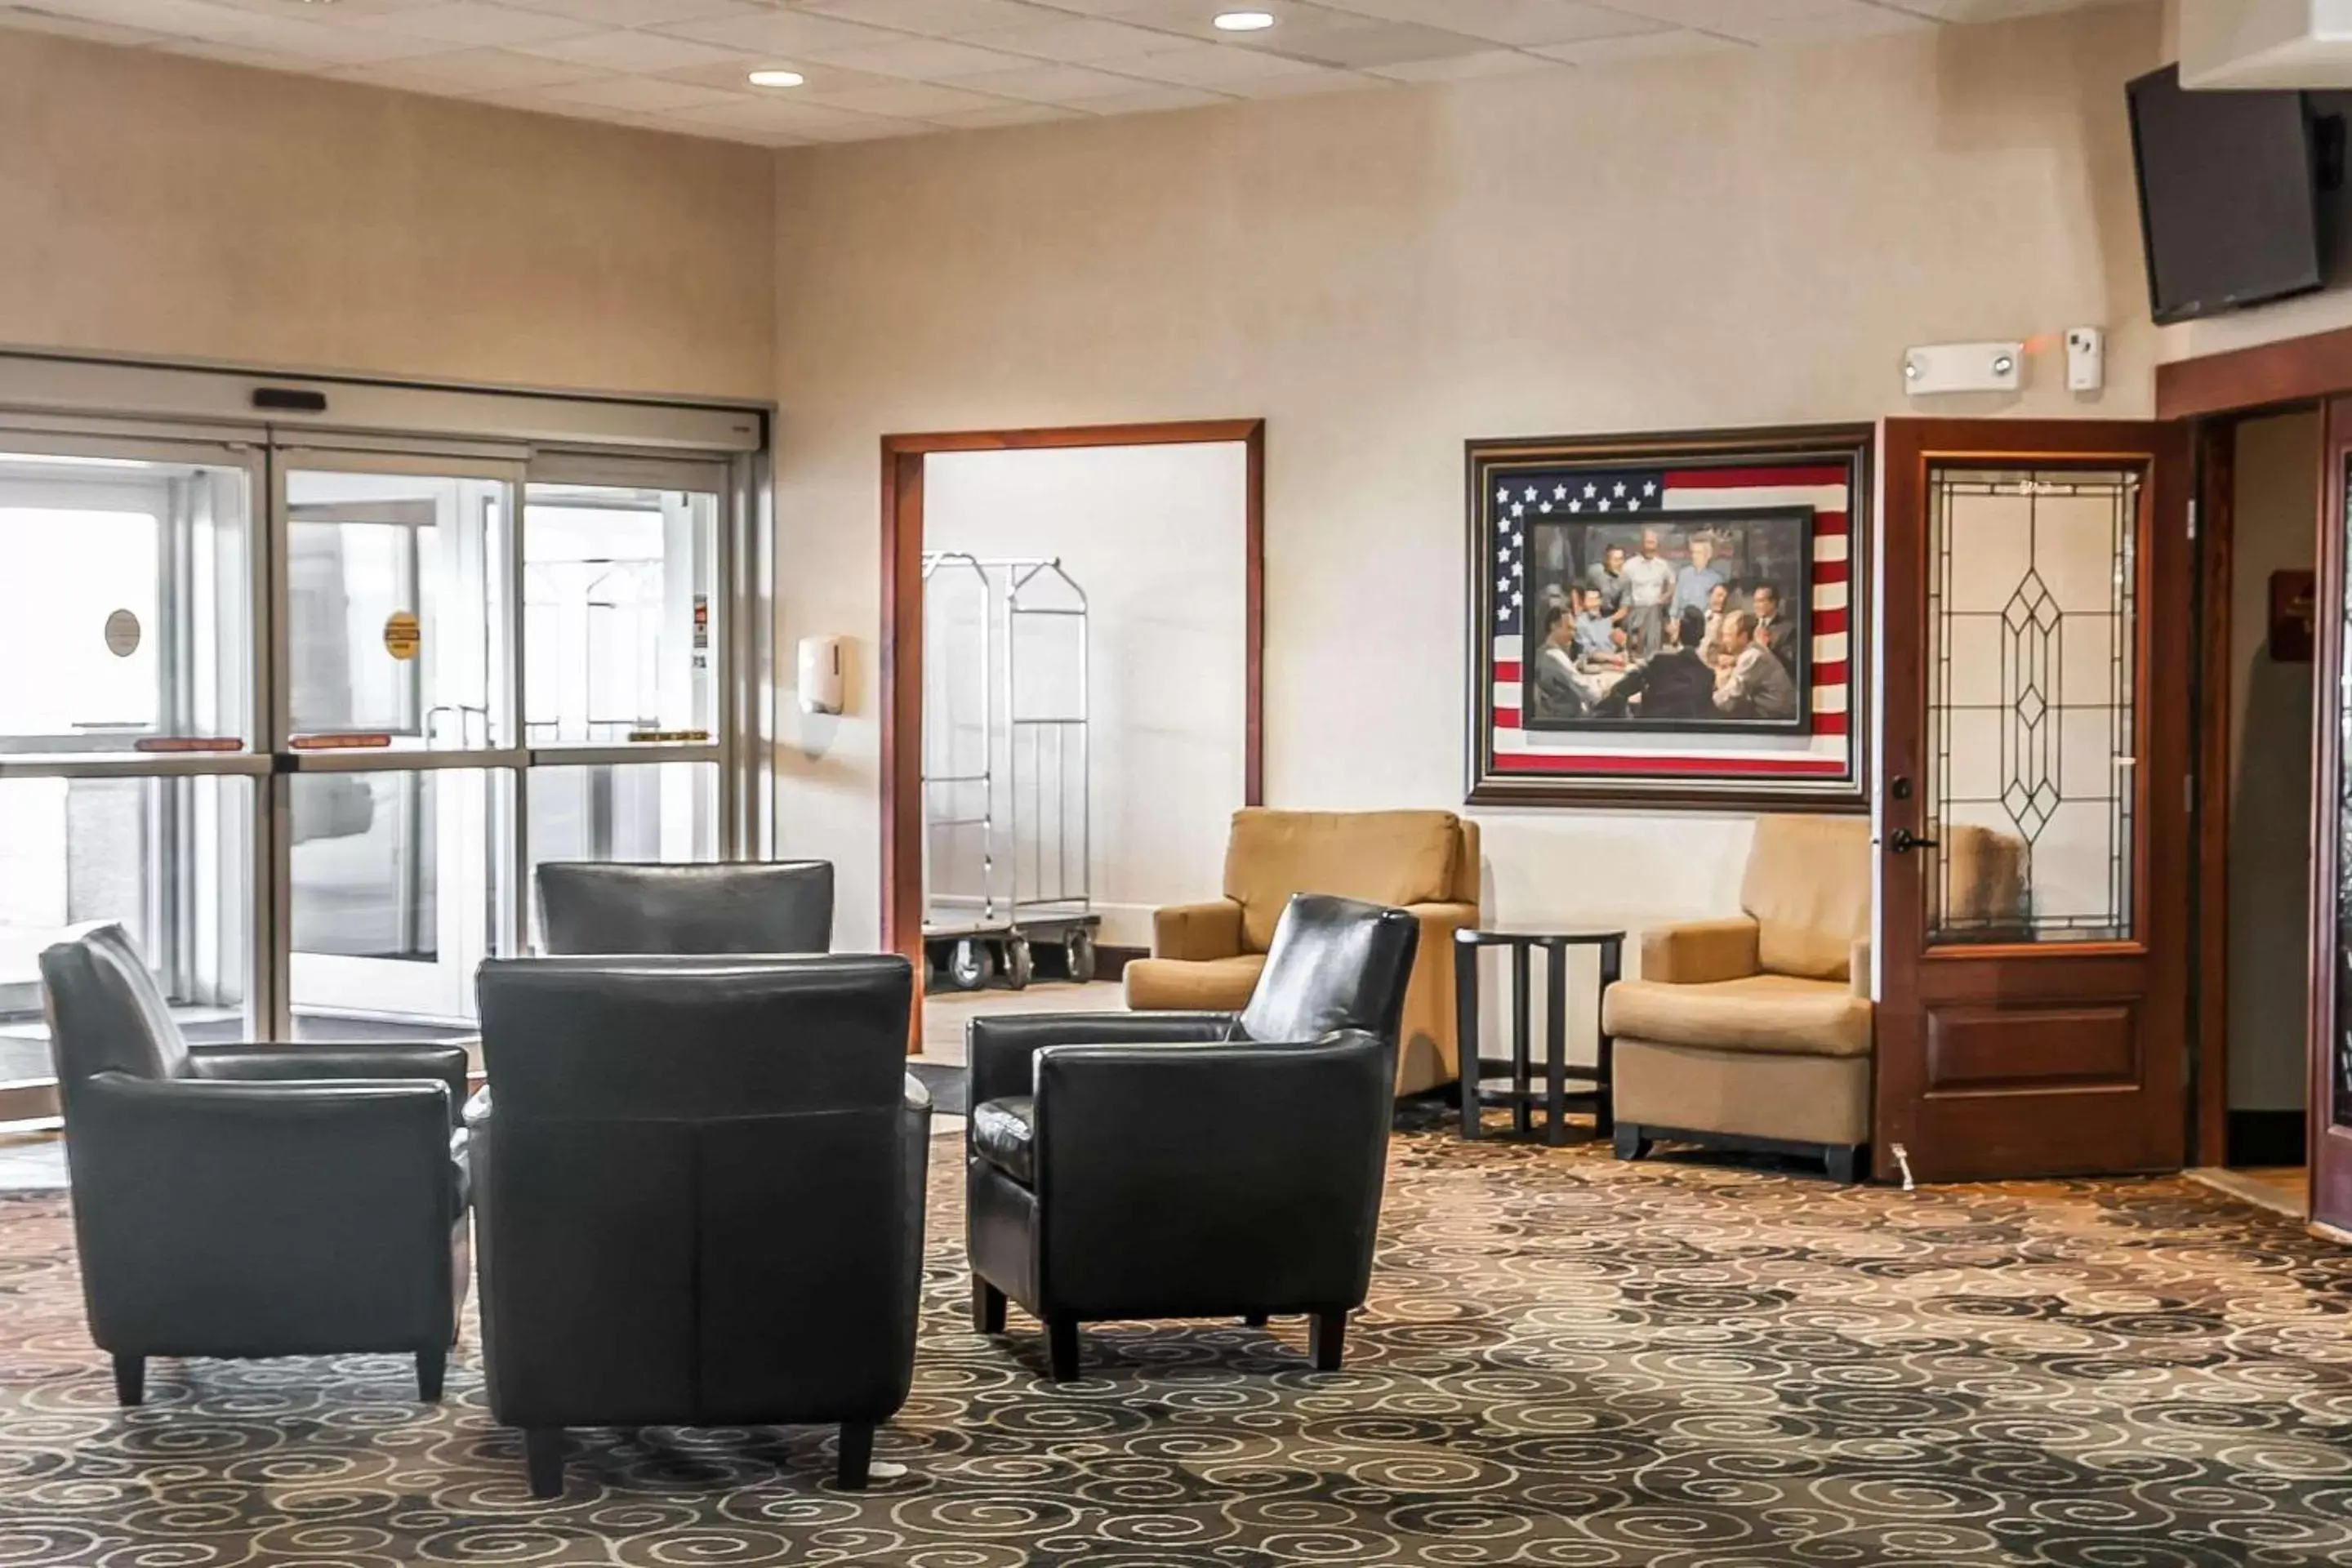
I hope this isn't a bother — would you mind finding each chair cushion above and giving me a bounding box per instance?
[1740,816,1870,982]
[1223,808,1463,952]
[971,1095,1037,1187]
[1124,954,1266,1011]
[1603,973,1872,1058]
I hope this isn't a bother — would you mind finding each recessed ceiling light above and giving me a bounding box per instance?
[747,69,806,87]
[1214,10,1276,30]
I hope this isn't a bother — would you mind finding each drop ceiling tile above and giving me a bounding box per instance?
[0,5,168,45]
[667,91,888,131]
[938,59,1156,101]
[793,0,1053,34]
[206,11,465,60]
[657,56,903,91]
[1595,0,1864,35]
[1111,40,1330,87]
[354,2,608,47]
[1530,27,1747,62]
[200,0,452,20]
[1038,0,1321,46]
[500,0,759,25]
[1073,82,1228,112]
[1241,17,1501,69]
[919,100,1086,128]
[789,33,1042,77]
[517,25,745,69]
[335,42,609,87]
[1363,47,1560,81]
[165,36,313,67]
[951,15,1181,62]
[535,68,738,105]
[1739,4,1931,41]
[648,7,907,55]
[800,78,1018,114]
[1223,63,1385,97]
[16,0,261,38]
[1312,0,1674,47]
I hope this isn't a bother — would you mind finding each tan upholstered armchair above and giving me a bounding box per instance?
[1125,808,1481,1094]
[1601,815,1875,1182]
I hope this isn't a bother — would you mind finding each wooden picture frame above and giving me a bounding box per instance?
[1465,422,1873,812]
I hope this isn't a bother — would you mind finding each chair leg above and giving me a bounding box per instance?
[416,1347,447,1403]
[972,1276,1006,1334]
[1824,1144,1864,1185]
[1309,1310,1348,1372]
[1242,1312,1268,1327]
[112,1354,145,1407]
[835,1421,875,1490]
[1612,1123,1653,1162]
[523,1429,564,1499]
[1047,1317,1081,1383]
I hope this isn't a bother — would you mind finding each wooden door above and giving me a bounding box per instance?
[2309,399,2352,1233]
[1878,419,2194,1182]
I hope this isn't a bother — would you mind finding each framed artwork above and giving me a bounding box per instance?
[1466,423,1873,811]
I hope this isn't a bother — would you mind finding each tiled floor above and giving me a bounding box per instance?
[0,979,1127,1192]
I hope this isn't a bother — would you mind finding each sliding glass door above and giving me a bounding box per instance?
[0,421,754,1095]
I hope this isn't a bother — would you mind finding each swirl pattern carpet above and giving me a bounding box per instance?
[2,1130,2350,1566]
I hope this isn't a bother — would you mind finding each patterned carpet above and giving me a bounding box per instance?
[3,1129,2351,1566]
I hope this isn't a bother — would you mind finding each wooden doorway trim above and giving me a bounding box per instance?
[878,418,1267,979]
[2192,417,2238,1170]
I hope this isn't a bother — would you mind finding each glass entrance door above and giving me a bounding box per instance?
[279,457,519,1036]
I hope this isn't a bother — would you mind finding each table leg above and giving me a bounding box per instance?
[1544,941,1567,1147]
[1596,937,1621,1137]
[1511,942,1532,1138]
[1455,938,1479,1141]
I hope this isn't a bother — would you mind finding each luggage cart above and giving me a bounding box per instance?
[920,553,1100,990]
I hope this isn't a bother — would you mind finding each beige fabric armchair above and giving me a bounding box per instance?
[1125,808,1481,1094]
[1601,815,1875,1182]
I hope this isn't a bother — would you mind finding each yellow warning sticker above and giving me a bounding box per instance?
[384,611,421,662]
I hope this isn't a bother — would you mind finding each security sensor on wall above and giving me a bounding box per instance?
[798,635,845,715]
[1902,341,2025,397]
[2065,327,2105,393]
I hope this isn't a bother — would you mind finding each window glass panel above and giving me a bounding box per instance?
[0,774,252,1073]
[1925,466,2138,944]
[0,452,250,755]
[523,484,717,746]
[286,470,509,751]
[525,761,716,948]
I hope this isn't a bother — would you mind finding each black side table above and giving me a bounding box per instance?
[1454,926,1626,1147]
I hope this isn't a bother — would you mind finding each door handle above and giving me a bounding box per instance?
[1888,826,1940,855]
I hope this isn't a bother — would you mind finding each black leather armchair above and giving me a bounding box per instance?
[535,860,834,955]
[965,893,1417,1382]
[39,924,470,1405]
[471,954,929,1498]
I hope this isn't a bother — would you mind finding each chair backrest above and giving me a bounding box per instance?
[1222,808,1472,953]
[472,955,918,1428]
[1235,893,1420,1047]
[1740,816,1872,981]
[38,924,189,1116]
[534,860,834,956]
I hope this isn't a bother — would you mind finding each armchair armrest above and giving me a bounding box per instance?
[1638,917,1762,986]
[1152,899,1246,962]
[69,1072,462,1343]
[966,1009,1233,1110]
[190,1041,471,1127]
[1030,1031,1393,1313]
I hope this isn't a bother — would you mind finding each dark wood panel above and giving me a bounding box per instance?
[2194,418,2237,1168]
[2311,397,2352,1232]
[1926,1003,2138,1092]
[2158,324,2352,421]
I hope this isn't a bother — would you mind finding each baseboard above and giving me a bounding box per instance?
[2226,1109,2305,1168]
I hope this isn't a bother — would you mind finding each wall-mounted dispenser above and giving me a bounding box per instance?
[798,635,846,715]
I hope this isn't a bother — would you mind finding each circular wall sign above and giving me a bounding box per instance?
[383,611,421,662]
[103,608,141,658]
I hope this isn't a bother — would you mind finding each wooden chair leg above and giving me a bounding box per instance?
[1612,1124,1652,1161]
[416,1348,447,1403]
[112,1354,145,1407]
[1309,1310,1348,1372]
[835,1421,875,1490]
[972,1277,1006,1334]
[523,1429,565,1499]
[1047,1317,1081,1383]
[1242,1312,1268,1327]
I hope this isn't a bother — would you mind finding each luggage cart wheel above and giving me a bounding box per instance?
[1064,929,1098,985]
[949,938,994,991]
[1004,936,1035,991]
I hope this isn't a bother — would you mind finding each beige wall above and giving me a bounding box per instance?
[0,31,775,400]
[773,2,2167,947]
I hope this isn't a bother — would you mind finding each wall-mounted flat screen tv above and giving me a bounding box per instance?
[2129,64,2324,325]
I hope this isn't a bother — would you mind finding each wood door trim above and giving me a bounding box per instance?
[2194,419,2237,1169]
[2158,324,2352,421]
[2310,399,2352,1227]
[877,418,1268,1006]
